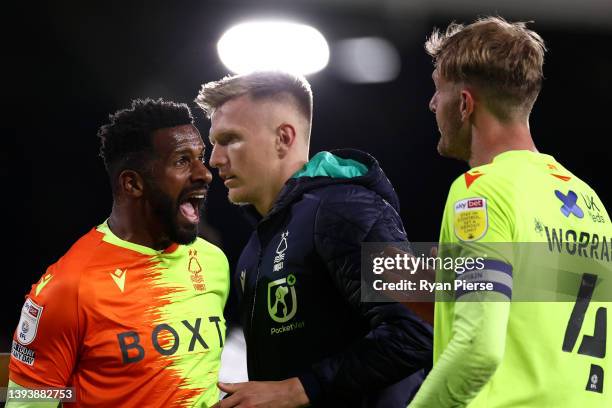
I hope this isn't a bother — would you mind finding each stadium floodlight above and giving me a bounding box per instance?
[217,20,330,75]
[334,37,401,84]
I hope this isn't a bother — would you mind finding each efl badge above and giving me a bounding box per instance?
[454,197,488,241]
[188,249,206,292]
[267,274,297,323]
[17,298,43,345]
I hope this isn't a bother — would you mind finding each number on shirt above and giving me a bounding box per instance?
[562,273,607,358]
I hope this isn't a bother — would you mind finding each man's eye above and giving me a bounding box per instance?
[217,135,237,146]
[176,157,189,166]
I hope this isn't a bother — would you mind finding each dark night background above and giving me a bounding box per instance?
[3,0,611,351]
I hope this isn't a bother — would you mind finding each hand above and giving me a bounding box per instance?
[212,377,310,408]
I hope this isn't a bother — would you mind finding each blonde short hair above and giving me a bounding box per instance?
[195,71,313,125]
[425,16,546,121]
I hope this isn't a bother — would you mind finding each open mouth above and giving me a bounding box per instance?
[179,192,206,224]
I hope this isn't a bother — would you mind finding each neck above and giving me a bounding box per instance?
[255,156,308,216]
[468,113,537,168]
[107,199,170,250]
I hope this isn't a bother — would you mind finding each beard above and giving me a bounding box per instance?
[144,180,201,245]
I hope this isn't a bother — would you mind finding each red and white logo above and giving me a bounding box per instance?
[28,305,39,318]
[468,199,484,208]
[17,298,43,345]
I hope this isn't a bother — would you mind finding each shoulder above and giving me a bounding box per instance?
[314,184,391,221]
[192,237,226,255]
[35,228,104,296]
[443,168,516,243]
[312,183,382,202]
[311,184,404,245]
[58,228,106,267]
[445,165,519,223]
[191,238,229,267]
[448,162,515,198]
[190,238,230,298]
[17,230,102,345]
[312,184,393,222]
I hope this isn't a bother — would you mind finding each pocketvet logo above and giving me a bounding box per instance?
[267,274,297,323]
[111,269,127,292]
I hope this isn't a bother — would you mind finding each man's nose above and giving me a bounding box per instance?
[209,144,225,169]
[192,159,213,185]
[429,95,437,113]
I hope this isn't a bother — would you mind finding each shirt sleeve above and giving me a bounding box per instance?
[410,175,514,407]
[298,187,433,403]
[9,261,81,389]
[5,379,60,408]
[409,294,510,406]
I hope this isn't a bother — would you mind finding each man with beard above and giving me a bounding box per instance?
[409,17,611,407]
[6,99,230,407]
[196,71,432,408]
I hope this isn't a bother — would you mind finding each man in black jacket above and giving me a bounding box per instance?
[196,71,432,408]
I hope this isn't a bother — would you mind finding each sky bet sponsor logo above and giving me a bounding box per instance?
[117,316,223,364]
[468,199,484,208]
[545,226,611,261]
[27,304,39,318]
[454,198,483,211]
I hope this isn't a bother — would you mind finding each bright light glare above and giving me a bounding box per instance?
[217,21,329,75]
[334,37,401,83]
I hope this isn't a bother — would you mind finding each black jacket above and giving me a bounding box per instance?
[236,149,432,407]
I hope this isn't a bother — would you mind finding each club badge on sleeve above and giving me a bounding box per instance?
[16,298,44,345]
[453,197,488,241]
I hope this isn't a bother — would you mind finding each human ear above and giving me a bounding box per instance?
[276,123,297,157]
[460,89,475,122]
[118,170,144,198]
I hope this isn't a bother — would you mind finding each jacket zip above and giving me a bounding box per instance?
[248,231,263,376]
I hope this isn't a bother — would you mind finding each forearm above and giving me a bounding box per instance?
[306,304,432,400]
[410,299,509,407]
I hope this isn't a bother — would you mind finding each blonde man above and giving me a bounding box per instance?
[410,17,611,407]
[197,71,432,408]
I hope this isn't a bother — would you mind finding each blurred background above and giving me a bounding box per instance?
[3,0,611,353]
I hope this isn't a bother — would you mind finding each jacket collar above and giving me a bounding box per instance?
[241,148,401,227]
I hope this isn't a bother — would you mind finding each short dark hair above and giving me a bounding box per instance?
[98,98,193,190]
